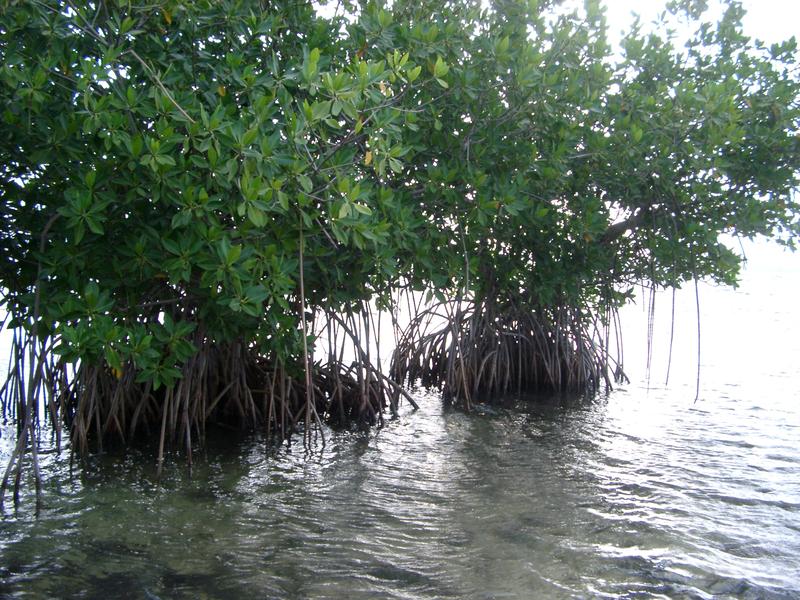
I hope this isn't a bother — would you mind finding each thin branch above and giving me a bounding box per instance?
[124,50,196,124]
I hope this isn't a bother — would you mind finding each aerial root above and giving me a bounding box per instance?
[391,297,623,407]
[0,304,420,495]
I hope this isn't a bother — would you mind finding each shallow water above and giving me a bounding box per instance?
[1,242,799,599]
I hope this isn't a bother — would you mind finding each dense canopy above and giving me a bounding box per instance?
[1,0,798,503]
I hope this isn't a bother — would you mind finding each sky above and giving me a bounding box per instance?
[601,0,799,47]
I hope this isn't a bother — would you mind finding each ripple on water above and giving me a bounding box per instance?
[2,370,800,598]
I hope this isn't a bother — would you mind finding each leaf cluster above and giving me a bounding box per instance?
[1,0,797,388]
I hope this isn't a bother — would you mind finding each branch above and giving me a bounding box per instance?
[125,50,196,124]
[600,208,651,244]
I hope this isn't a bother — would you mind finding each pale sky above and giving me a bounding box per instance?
[602,0,799,46]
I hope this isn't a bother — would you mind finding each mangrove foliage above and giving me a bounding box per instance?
[1,0,798,504]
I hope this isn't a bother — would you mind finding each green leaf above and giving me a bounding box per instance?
[226,244,242,265]
[496,36,510,54]
[163,238,181,255]
[311,100,331,121]
[85,216,104,235]
[242,126,259,147]
[433,56,449,78]
[171,210,193,229]
[309,47,321,68]
[298,174,313,193]
[246,285,268,304]
[247,204,267,227]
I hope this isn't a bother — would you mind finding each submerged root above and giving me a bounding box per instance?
[391,297,624,407]
[0,309,417,504]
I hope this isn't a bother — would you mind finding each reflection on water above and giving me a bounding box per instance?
[1,243,799,599]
